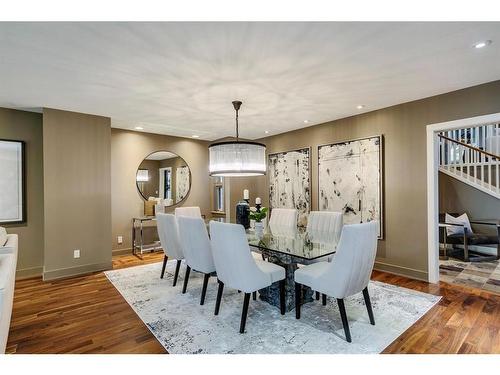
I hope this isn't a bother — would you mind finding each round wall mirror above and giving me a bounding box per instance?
[136,150,192,206]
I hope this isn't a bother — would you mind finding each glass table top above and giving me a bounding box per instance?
[245,226,338,261]
[207,218,338,261]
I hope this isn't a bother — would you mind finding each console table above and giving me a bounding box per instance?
[132,216,162,258]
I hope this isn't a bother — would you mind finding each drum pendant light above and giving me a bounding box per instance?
[208,101,266,177]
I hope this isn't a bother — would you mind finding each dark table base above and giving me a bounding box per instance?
[257,250,313,312]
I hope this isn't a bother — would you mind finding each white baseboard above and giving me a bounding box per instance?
[374,261,428,282]
[16,266,43,280]
[43,261,112,281]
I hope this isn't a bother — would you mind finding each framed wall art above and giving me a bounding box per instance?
[318,135,383,238]
[0,139,26,224]
[268,147,311,227]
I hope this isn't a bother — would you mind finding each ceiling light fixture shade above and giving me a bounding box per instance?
[474,40,492,48]
[208,101,266,177]
[136,169,149,182]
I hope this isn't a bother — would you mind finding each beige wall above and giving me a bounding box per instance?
[250,80,500,280]
[111,128,210,253]
[42,108,112,280]
[440,173,500,233]
[228,176,262,219]
[0,108,44,278]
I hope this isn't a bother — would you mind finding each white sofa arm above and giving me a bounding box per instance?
[0,247,14,255]
[0,233,18,353]
[0,235,18,255]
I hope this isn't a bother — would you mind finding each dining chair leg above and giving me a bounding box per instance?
[322,294,327,306]
[214,280,224,315]
[279,280,285,315]
[182,265,191,294]
[315,291,320,300]
[252,291,257,300]
[362,287,375,325]
[200,274,210,305]
[295,282,302,319]
[173,259,181,286]
[240,293,251,333]
[337,298,351,343]
[160,255,168,279]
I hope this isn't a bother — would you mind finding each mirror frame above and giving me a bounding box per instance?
[135,150,193,207]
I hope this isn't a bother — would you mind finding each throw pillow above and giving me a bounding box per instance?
[445,213,473,236]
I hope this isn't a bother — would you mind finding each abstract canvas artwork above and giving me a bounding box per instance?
[0,140,25,224]
[268,148,310,227]
[318,136,383,238]
[175,166,190,203]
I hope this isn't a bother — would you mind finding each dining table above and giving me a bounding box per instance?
[211,219,339,312]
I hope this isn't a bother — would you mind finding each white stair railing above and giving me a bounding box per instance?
[438,132,500,198]
[441,122,500,155]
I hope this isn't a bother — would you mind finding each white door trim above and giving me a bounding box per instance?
[426,112,500,283]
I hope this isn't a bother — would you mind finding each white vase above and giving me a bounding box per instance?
[255,221,264,237]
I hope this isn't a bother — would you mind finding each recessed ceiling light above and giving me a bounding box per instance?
[303,120,309,124]
[357,105,365,110]
[473,40,492,49]
[134,126,144,130]
[265,130,270,134]
[192,135,200,138]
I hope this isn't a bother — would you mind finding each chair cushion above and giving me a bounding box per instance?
[447,233,499,245]
[294,261,329,287]
[255,260,285,283]
[0,227,6,247]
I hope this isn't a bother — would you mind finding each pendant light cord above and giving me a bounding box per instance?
[232,100,242,142]
[235,107,239,142]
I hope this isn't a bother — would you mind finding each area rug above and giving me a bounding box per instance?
[440,258,500,294]
[105,261,440,354]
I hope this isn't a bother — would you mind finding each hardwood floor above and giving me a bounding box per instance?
[6,253,500,354]
[376,270,500,354]
[6,253,167,354]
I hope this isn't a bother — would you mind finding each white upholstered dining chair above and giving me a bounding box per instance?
[175,206,202,218]
[268,208,298,230]
[265,208,298,260]
[304,211,344,299]
[177,216,216,305]
[294,221,378,343]
[306,211,343,245]
[156,213,184,286]
[209,221,286,333]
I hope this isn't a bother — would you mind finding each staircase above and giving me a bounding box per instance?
[438,123,500,199]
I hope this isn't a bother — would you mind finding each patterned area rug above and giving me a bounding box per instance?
[105,261,440,354]
[440,258,500,294]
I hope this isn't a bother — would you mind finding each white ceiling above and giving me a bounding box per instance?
[1,22,499,140]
